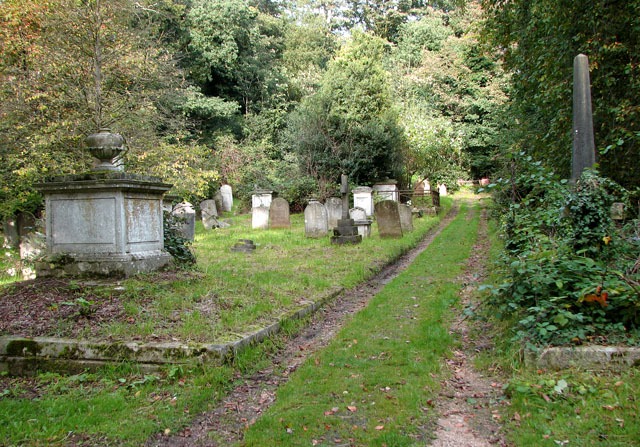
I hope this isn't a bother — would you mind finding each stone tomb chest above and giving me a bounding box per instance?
[35,173,172,277]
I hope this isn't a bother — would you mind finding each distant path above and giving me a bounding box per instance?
[146,203,460,447]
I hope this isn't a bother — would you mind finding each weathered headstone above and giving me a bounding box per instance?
[325,197,342,230]
[375,200,403,239]
[200,199,219,230]
[252,205,269,230]
[352,186,374,217]
[220,184,233,212]
[398,204,414,232]
[571,54,596,183]
[611,202,625,221]
[331,174,362,245]
[252,189,273,209]
[438,184,448,196]
[269,197,291,229]
[373,180,399,201]
[304,200,328,238]
[172,201,196,241]
[350,207,372,238]
[2,218,19,249]
[214,190,224,215]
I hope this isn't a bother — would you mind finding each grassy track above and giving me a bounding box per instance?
[242,200,480,446]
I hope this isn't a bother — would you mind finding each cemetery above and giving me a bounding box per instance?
[1,0,639,446]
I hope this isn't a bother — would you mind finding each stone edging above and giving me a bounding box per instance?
[525,345,640,371]
[0,288,343,376]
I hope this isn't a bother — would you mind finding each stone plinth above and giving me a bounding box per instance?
[252,189,273,209]
[35,173,172,277]
[352,186,374,217]
[373,181,399,202]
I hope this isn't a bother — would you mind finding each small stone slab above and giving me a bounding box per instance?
[398,203,413,232]
[231,239,256,253]
[325,197,342,231]
[375,200,403,238]
[526,345,640,371]
[304,200,328,238]
[269,197,291,229]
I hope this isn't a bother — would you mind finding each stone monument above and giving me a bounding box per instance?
[172,202,196,241]
[325,197,342,231]
[269,197,291,229]
[304,200,328,238]
[375,200,403,239]
[352,186,374,217]
[252,189,273,209]
[398,204,414,232]
[220,184,233,212]
[349,207,372,238]
[252,205,269,229]
[373,180,399,201]
[200,199,220,230]
[571,54,597,183]
[35,128,172,277]
[330,175,362,245]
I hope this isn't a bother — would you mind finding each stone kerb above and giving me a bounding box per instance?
[527,345,640,371]
[325,197,342,231]
[398,204,414,232]
[269,197,291,229]
[375,200,403,239]
[304,200,328,238]
[252,205,269,230]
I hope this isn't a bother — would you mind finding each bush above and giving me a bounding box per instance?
[483,154,640,347]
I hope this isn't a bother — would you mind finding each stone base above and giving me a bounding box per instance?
[330,235,362,245]
[35,250,172,278]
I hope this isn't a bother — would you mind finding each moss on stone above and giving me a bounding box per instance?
[6,339,42,357]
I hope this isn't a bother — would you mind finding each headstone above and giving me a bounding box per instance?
[350,207,372,238]
[331,174,361,245]
[438,184,448,196]
[352,186,374,217]
[200,199,219,230]
[172,201,196,241]
[611,202,625,221]
[214,190,224,215]
[252,189,273,209]
[231,239,256,253]
[375,200,403,239]
[304,200,328,238]
[252,205,269,229]
[220,184,233,212]
[19,232,44,261]
[571,54,596,183]
[269,197,291,229]
[325,197,342,230]
[2,218,19,249]
[398,204,414,232]
[373,180,399,201]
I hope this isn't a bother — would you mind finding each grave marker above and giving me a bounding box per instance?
[269,197,291,229]
[375,200,403,238]
[571,54,596,182]
[304,200,328,238]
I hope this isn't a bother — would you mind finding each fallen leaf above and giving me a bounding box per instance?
[602,405,615,411]
[513,412,521,422]
[375,425,384,430]
[347,406,357,412]
[164,429,171,436]
[542,393,551,402]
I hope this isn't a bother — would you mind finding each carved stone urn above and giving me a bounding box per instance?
[86,128,126,172]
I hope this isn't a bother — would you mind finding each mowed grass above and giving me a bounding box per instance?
[241,200,480,446]
[98,198,453,343]
[474,211,640,447]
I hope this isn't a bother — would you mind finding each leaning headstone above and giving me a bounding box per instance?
[350,207,372,238]
[331,174,361,245]
[375,200,403,239]
[269,197,291,229]
[352,186,374,217]
[304,200,328,238]
[398,204,414,232]
[220,184,233,212]
[325,197,342,230]
[571,54,596,183]
[200,199,219,230]
[252,205,269,229]
[172,201,196,241]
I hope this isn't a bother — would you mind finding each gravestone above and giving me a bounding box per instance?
[398,204,414,232]
[331,174,362,245]
[214,190,224,215]
[2,218,19,249]
[252,189,273,209]
[375,200,403,239]
[269,197,291,229]
[252,205,269,229]
[349,207,372,238]
[304,200,328,238]
[352,186,374,217]
[325,197,342,231]
[172,201,196,241]
[611,202,625,221]
[220,184,233,212]
[373,180,399,201]
[571,54,596,183]
[200,199,219,230]
[438,184,447,197]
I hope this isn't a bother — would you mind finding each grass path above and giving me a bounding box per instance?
[239,197,486,446]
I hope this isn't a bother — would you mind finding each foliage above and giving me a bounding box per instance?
[163,211,196,265]
[481,0,640,191]
[482,156,640,347]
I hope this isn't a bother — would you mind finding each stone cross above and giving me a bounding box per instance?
[340,174,349,220]
[571,54,596,183]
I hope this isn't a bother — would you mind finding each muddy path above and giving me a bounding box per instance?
[428,205,507,447]
[147,204,461,447]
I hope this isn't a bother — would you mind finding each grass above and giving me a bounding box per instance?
[241,200,480,446]
[0,248,22,286]
[473,210,640,447]
[48,198,453,343]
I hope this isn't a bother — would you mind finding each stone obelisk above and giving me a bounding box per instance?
[571,54,596,183]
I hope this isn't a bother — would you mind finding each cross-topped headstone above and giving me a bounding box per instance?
[330,174,362,245]
[571,54,596,183]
